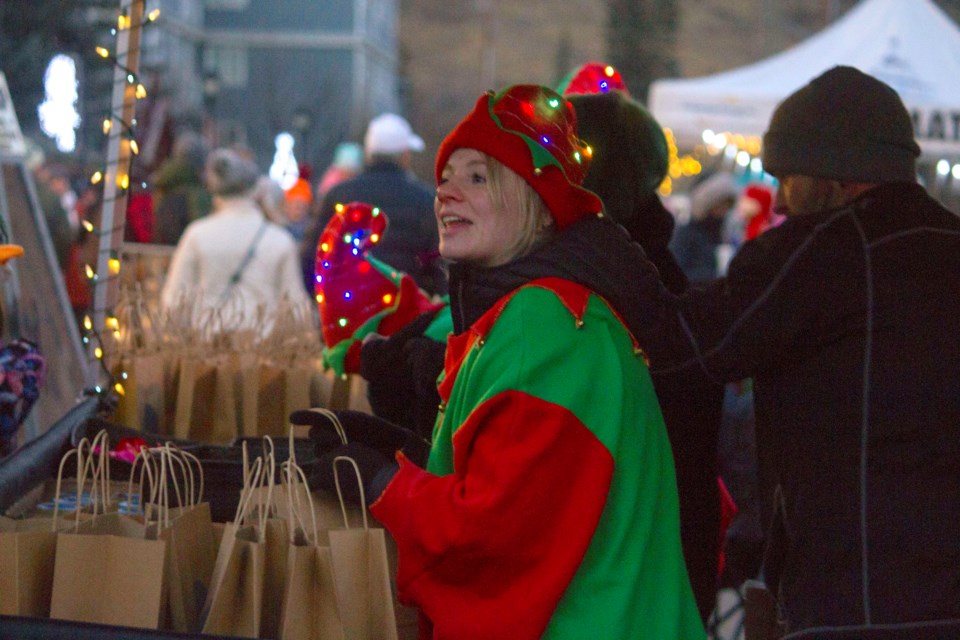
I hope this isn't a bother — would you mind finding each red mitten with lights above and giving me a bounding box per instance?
[315,201,442,376]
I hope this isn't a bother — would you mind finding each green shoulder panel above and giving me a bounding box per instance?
[432,285,662,459]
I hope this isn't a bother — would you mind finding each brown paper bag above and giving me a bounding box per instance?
[284,365,314,417]
[256,449,290,640]
[49,511,169,629]
[4,431,109,617]
[49,434,169,629]
[281,538,346,640]
[162,352,183,437]
[0,517,59,616]
[257,363,287,436]
[201,522,265,637]
[328,456,398,640]
[211,521,226,553]
[237,356,262,438]
[200,451,267,638]
[311,364,337,408]
[113,351,168,433]
[276,453,346,640]
[173,357,218,441]
[317,372,374,414]
[137,445,218,633]
[255,517,287,639]
[255,363,321,437]
[159,503,217,632]
[209,357,241,444]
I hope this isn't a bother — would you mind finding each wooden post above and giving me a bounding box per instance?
[91,0,145,379]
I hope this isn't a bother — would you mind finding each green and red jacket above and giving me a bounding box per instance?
[371,277,703,639]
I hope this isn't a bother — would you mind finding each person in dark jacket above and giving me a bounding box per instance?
[623,66,960,635]
[566,88,725,623]
[301,113,446,297]
[151,131,212,245]
[669,171,739,284]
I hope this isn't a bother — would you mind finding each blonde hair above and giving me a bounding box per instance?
[486,157,555,262]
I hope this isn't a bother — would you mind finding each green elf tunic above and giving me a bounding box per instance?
[371,277,704,639]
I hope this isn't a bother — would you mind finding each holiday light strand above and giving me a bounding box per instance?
[80,314,126,401]
[83,2,159,405]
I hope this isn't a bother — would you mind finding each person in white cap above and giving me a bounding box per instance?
[301,113,445,297]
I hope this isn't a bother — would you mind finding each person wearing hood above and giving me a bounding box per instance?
[304,85,704,639]
[566,86,727,624]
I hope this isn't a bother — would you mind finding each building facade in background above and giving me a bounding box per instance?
[142,0,399,172]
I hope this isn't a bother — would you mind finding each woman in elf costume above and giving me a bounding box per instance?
[308,85,703,639]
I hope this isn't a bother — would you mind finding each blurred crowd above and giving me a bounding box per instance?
[21,59,960,640]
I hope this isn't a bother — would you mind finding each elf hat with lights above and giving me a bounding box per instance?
[556,62,628,97]
[314,201,440,376]
[435,84,603,230]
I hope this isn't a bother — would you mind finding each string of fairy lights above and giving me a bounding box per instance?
[80,3,160,403]
[658,127,768,197]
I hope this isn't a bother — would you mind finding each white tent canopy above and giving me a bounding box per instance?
[649,0,960,158]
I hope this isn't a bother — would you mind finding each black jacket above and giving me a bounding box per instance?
[301,161,446,296]
[639,182,960,633]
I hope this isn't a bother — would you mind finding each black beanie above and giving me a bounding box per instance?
[568,92,669,215]
[762,66,920,183]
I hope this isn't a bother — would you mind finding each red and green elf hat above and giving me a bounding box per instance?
[435,84,603,230]
[556,62,629,97]
[314,201,441,376]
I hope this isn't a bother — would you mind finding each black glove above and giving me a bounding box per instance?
[309,441,398,506]
[360,310,438,424]
[290,409,431,467]
[359,308,440,383]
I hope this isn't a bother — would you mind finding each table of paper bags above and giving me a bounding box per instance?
[0,294,415,639]
[0,415,413,639]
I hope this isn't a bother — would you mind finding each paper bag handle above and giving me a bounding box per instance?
[300,408,348,445]
[333,455,369,531]
[52,429,112,530]
[52,437,92,530]
[234,441,266,536]
[127,446,161,523]
[281,459,319,546]
[154,444,204,517]
[87,429,112,517]
[258,435,277,523]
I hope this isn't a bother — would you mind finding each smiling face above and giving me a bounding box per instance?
[435,148,542,268]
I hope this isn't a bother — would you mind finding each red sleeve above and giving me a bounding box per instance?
[370,390,613,640]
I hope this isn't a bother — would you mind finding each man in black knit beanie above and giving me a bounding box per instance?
[635,65,960,636]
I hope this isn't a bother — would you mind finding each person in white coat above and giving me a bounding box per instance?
[160,147,310,333]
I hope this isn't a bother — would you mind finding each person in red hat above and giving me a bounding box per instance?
[557,61,629,97]
[564,71,729,624]
[738,182,782,242]
[304,85,704,639]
